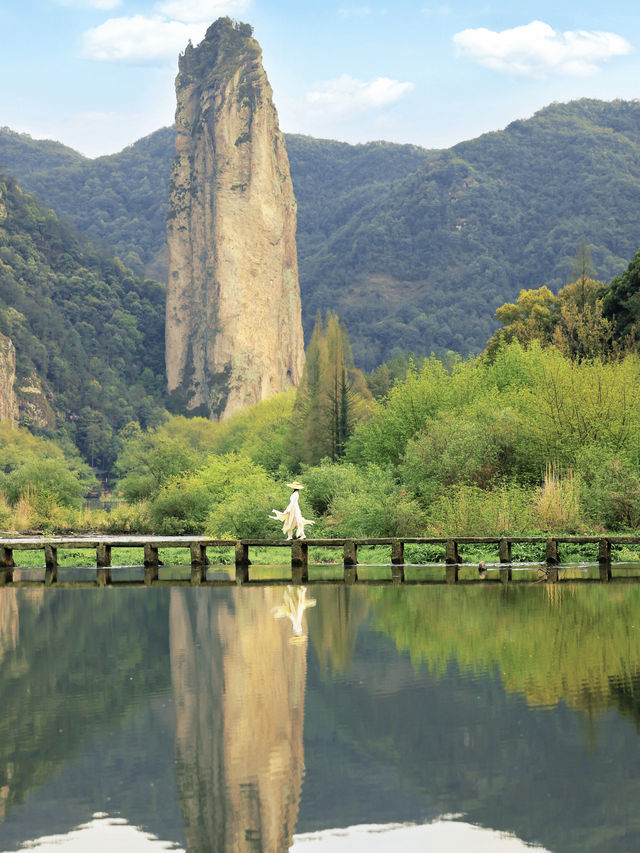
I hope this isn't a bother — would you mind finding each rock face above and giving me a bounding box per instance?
[166,18,305,419]
[0,334,18,424]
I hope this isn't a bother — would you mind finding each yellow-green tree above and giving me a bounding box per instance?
[290,312,372,465]
[485,285,558,358]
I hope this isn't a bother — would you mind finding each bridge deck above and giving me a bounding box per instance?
[0,534,637,587]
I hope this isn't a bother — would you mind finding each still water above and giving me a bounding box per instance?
[0,580,639,852]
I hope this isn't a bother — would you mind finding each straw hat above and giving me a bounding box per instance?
[286,481,305,490]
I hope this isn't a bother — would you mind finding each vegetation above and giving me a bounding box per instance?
[1,96,640,536]
[0,174,166,471]
[289,312,373,465]
[5,99,640,368]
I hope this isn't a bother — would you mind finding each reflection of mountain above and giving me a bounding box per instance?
[170,588,307,852]
[0,589,43,666]
[307,586,369,678]
[0,588,170,835]
[298,584,640,853]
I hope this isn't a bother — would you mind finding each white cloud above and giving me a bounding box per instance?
[155,0,250,24]
[80,0,251,63]
[453,20,632,78]
[307,74,414,115]
[81,15,207,62]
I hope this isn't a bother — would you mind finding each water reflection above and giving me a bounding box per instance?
[170,588,307,852]
[272,586,316,641]
[0,583,640,852]
[366,584,640,715]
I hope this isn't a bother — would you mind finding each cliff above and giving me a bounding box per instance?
[0,333,18,424]
[166,18,305,419]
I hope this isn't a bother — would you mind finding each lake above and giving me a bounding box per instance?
[0,579,639,851]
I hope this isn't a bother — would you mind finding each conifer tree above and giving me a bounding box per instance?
[290,312,372,465]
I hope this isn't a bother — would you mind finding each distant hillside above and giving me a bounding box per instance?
[2,98,640,368]
[0,126,175,279]
[0,173,166,468]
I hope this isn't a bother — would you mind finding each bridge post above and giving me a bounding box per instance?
[391,541,404,564]
[445,540,460,564]
[391,564,405,583]
[190,543,207,585]
[445,564,459,583]
[44,545,58,585]
[546,539,559,582]
[343,540,358,584]
[344,540,358,565]
[499,567,512,584]
[391,541,405,582]
[96,543,111,586]
[598,539,612,582]
[235,542,250,583]
[291,541,308,584]
[0,546,14,584]
[143,544,160,584]
[499,539,512,563]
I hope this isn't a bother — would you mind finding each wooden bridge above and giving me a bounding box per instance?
[0,534,638,587]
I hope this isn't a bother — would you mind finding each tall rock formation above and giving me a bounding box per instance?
[166,18,305,419]
[0,333,18,424]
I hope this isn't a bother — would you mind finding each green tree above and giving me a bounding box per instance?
[290,312,372,465]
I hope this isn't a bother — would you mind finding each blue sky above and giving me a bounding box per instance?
[1,0,638,158]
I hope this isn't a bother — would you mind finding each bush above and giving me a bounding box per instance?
[426,482,536,537]
[577,447,640,530]
[148,452,291,537]
[534,463,584,533]
[149,478,211,534]
[303,460,426,537]
[4,458,85,508]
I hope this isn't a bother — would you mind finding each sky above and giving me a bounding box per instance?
[0,0,638,158]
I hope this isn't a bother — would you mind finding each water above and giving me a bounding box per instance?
[0,581,639,851]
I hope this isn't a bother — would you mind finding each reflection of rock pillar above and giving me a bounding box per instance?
[0,589,19,664]
[170,588,307,852]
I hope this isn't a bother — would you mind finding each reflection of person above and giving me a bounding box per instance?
[272,585,317,639]
[269,482,315,539]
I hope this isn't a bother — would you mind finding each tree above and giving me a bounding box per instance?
[552,277,614,360]
[602,246,640,345]
[485,286,558,358]
[290,312,372,466]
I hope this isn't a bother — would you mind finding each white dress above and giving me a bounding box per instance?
[269,490,314,539]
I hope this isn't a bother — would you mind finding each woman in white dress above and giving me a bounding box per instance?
[269,482,315,539]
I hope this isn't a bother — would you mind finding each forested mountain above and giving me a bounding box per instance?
[2,98,640,368]
[0,126,175,279]
[0,174,166,468]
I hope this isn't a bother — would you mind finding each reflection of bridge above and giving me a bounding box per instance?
[0,534,638,586]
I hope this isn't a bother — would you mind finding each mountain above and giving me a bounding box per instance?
[2,98,640,369]
[0,173,166,468]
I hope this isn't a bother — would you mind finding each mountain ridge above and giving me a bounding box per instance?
[2,97,640,368]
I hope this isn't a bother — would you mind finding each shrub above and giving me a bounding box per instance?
[577,447,640,531]
[426,482,536,537]
[534,463,584,533]
[4,459,85,508]
[304,461,426,537]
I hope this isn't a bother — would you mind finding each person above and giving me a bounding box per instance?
[269,481,315,539]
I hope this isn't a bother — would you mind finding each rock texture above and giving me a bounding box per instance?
[0,333,18,424]
[166,18,304,419]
